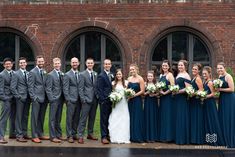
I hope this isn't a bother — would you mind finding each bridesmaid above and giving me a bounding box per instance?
[202,66,225,146]
[216,62,235,148]
[174,60,191,145]
[158,60,175,142]
[143,71,158,142]
[190,63,205,144]
[127,64,145,143]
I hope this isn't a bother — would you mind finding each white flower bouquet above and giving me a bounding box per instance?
[185,85,195,98]
[195,90,207,104]
[146,84,157,94]
[124,88,136,98]
[213,79,223,98]
[168,85,180,95]
[213,79,223,89]
[109,91,123,108]
[155,81,166,91]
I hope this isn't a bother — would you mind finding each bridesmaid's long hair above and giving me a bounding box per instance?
[113,69,126,89]
[203,66,212,80]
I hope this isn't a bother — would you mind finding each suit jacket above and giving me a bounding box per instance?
[96,70,113,103]
[78,70,98,104]
[63,69,81,103]
[10,69,29,101]
[46,69,64,103]
[0,69,14,101]
[28,67,47,103]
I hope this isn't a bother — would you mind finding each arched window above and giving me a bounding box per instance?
[151,31,210,76]
[0,32,35,71]
[65,31,122,73]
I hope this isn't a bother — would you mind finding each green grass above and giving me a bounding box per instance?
[6,104,101,138]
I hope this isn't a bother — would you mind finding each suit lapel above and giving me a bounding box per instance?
[103,71,111,86]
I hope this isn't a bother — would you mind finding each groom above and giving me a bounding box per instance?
[97,59,114,144]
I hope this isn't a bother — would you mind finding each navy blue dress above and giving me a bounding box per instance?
[189,78,205,144]
[175,77,190,144]
[203,81,225,146]
[218,75,235,148]
[128,82,144,142]
[158,76,174,142]
[144,84,158,142]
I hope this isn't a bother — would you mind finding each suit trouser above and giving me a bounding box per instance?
[100,99,112,139]
[31,100,48,138]
[78,100,98,138]
[15,98,30,138]
[49,98,63,139]
[0,99,15,138]
[66,101,81,138]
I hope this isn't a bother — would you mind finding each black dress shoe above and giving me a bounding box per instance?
[9,135,16,139]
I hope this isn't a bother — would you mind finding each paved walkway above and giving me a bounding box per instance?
[2,137,232,150]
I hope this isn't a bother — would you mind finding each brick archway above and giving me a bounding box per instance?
[51,20,131,74]
[0,21,43,57]
[140,19,221,73]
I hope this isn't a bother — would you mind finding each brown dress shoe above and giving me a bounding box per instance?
[16,137,27,143]
[39,136,50,140]
[101,138,110,144]
[23,135,31,140]
[73,136,79,140]
[51,138,61,143]
[78,138,84,144]
[9,135,16,139]
[67,137,74,143]
[87,135,98,141]
[32,138,41,143]
[0,138,8,144]
[57,136,66,141]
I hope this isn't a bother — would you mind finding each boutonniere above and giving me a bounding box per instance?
[43,71,47,75]
[110,74,114,78]
[61,72,64,76]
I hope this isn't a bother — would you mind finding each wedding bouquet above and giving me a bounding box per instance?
[155,81,166,91]
[185,85,195,98]
[168,85,180,94]
[213,79,223,89]
[146,84,157,94]
[124,88,136,98]
[195,90,207,104]
[213,79,223,98]
[109,91,123,108]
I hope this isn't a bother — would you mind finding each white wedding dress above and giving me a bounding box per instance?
[108,83,130,144]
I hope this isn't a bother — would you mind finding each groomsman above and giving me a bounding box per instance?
[28,55,49,143]
[63,57,82,143]
[0,58,16,144]
[97,59,113,144]
[78,58,98,144]
[10,57,30,142]
[45,58,64,143]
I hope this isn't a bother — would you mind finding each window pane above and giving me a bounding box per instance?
[106,37,121,61]
[85,32,101,61]
[152,37,167,61]
[0,32,15,61]
[151,64,161,78]
[172,32,188,62]
[193,37,209,61]
[20,37,34,62]
[66,37,80,61]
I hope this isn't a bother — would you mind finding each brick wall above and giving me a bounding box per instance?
[0,3,235,75]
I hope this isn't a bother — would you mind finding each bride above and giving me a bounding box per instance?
[108,69,130,144]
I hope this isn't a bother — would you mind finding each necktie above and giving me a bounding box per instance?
[108,72,112,82]
[90,72,93,83]
[75,72,78,81]
[9,71,12,78]
[24,71,28,87]
[58,72,63,86]
[40,70,44,80]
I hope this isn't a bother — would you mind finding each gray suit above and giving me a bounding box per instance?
[0,69,16,139]
[28,67,47,138]
[10,69,30,138]
[78,70,98,138]
[63,69,81,138]
[45,69,64,139]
